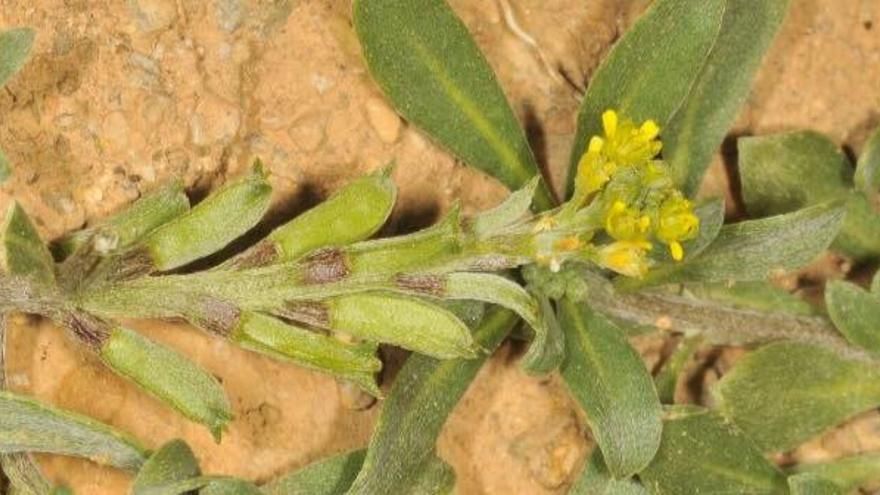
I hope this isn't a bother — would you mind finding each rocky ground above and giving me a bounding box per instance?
[0,0,879,493]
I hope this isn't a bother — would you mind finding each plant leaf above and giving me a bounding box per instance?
[713,342,880,452]
[825,280,880,355]
[558,298,662,478]
[570,450,648,495]
[1,203,55,286]
[566,0,725,196]
[685,280,817,316]
[789,454,880,492]
[0,391,147,470]
[665,0,789,194]
[472,177,539,238]
[854,126,880,193]
[345,307,516,494]
[199,479,262,495]
[0,28,35,87]
[640,406,788,494]
[626,201,845,288]
[262,450,366,495]
[131,439,200,495]
[0,148,10,184]
[654,336,701,404]
[353,0,553,209]
[788,474,844,495]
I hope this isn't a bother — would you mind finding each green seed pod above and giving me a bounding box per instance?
[0,203,54,285]
[53,180,190,260]
[269,170,397,261]
[290,292,476,359]
[141,164,271,271]
[230,311,382,396]
[99,326,232,440]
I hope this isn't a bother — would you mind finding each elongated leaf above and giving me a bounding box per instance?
[566,0,725,195]
[444,272,562,373]
[100,326,232,440]
[685,280,817,316]
[790,454,880,492]
[1,203,55,286]
[403,456,455,495]
[739,130,880,259]
[0,391,147,469]
[472,177,539,238]
[825,280,880,355]
[570,450,648,495]
[627,201,845,288]
[788,474,843,495]
[713,342,880,452]
[666,0,789,193]
[639,406,787,494]
[654,336,701,404]
[199,479,261,495]
[558,299,662,478]
[346,307,516,494]
[327,292,476,359]
[854,127,880,193]
[0,28,35,87]
[263,450,366,495]
[131,440,200,495]
[353,0,553,210]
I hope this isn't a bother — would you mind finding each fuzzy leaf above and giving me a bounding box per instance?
[566,0,725,196]
[570,450,648,495]
[666,0,789,194]
[788,474,843,495]
[685,280,817,316]
[0,454,51,495]
[640,406,787,494]
[100,327,232,440]
[790,454,880,492]
[0,391,147,470]
[1,203,55,286]
[559,299,662,477]
[627,201,845,288]
[713,342,880,452]
[825,280,880,355]
[263,450,366,495]
[199,479,262,495]
[472,177,539,238]
[654,336,701,404]
[353,0,553,209]
[327,292,476,359]
[131,440,200,494]
[0,28,35,87]
[345,307,515,494]
[854,126,880,193]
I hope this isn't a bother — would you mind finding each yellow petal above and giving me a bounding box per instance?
[640,120,660,140]
[588,136,604,153]
[670,241,684,261]
[602,110,618,138]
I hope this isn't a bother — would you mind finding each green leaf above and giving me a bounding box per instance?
[788,474,843,495]
[740,131,851,215]
[789,454,880,492]
[199,479,261,495]
[854,126,880,193]
[352,0,553,210]
[402,456,455,495]
[739,130,880,259]
[654,336,701,404]
[472,177,539,238]
[626,201,846,288]
[262,450,366,495]
[1,203,55,286]
[100,326,232,440]
[131,440,200,495]
[566,0,725,196]
[345,307,516,494]
[570,450,648,495]
[0,28,35,87]
[639,406,787,494]
[666,0,789,194]
[713,342,880,452]
[0,391,147,470]
[443,272,562,374]
[558,299,662,478]
[685,280,817,316]
[825,280,880,355]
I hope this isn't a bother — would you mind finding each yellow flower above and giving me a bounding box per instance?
[655,193,699,261]
[604,200,651,241]
[598,240,652,278]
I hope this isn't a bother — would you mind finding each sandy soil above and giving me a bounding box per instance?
[0,0,879,493]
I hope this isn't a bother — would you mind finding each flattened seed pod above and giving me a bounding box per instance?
[140,165,271,271]
[230,311,382,396]
[0,203,54,285]
[54,180,190,260]
[99,326,232,440]
[268,170,397,261]
[313,292,476,359]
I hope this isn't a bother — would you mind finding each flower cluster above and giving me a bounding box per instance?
[531,110,699,278]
